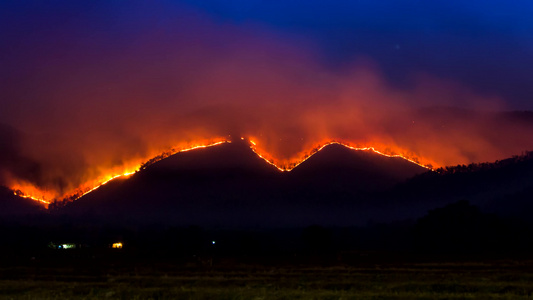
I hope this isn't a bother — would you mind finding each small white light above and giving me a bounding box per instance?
[212,241,215,245]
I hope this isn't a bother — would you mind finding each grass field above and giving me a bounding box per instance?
[1,260,533,299]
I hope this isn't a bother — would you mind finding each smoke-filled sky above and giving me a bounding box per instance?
[1,1,533,201]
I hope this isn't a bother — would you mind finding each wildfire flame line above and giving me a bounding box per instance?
[13,191,51,206]
[12,140,230,208]
[247,139,433,172]
[11,138,433,208]
[72,140,231,202]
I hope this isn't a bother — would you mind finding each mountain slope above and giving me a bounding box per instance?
[290,143,426,190]
[384,151,533,219]
[58,141,428,227]
[0,186,45,217]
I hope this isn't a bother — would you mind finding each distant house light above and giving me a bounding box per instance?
[49,242,77,249]
[112,242,123,249]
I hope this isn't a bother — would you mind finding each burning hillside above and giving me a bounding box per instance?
[1,3,533,208]
[8,138,432,207]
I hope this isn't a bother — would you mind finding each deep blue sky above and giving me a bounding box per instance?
[178,0,533,109]
[1,0,532,110]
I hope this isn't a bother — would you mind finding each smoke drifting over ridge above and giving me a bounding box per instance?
[1,2,532,201]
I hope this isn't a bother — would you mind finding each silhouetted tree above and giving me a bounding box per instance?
[414,200,507,255]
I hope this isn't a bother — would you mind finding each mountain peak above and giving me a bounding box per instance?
[292,143,427,180]
[56,141,431,227]
[144,140,280,174]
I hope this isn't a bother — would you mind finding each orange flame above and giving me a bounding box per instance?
[10,138,230,207]
[245,137,435,172]
[13,188,51,206]
[9,138,435,207]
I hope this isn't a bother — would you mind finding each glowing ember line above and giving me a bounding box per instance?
[248,140,433,172]
[11,140,230,207]
[175,141,229,153]
[249,147,287,172]
[11,139,433,207]
[75,140,230,200]
[13,191,51,206]
[77,171,137,199]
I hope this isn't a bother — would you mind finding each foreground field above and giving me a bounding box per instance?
[1,260,533,299]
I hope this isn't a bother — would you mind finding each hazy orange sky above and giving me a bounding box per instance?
[1,1,532,202]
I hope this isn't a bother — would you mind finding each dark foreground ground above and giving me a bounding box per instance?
[3,199,533,299]
[2,256,533,299]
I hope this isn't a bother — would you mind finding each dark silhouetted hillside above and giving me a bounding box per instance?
[57,141,427,227]
[413,200,533,256]
[290,143,427,190]
[386,151,533,220]
[0,186,44,217]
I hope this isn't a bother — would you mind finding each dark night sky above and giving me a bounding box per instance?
[1,1,533,200]
[2,0,533,110]
[180,0,533,108]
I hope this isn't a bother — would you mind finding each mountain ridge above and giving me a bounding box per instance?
[54,141,428,227]
[2,141,532,228]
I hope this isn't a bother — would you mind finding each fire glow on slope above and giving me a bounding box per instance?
[245,137,435,172]
[11,138,435,208]
[11,139,230,208]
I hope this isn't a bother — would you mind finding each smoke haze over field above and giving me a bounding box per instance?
[1,1,533,201]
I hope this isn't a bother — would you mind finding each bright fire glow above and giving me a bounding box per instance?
[112,242,123,249]
[10,138,229,207]
[246,137,435,172]
[13,189,51,206]
[10,138,435,207]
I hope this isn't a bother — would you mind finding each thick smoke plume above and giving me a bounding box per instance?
[1,2,532,201]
